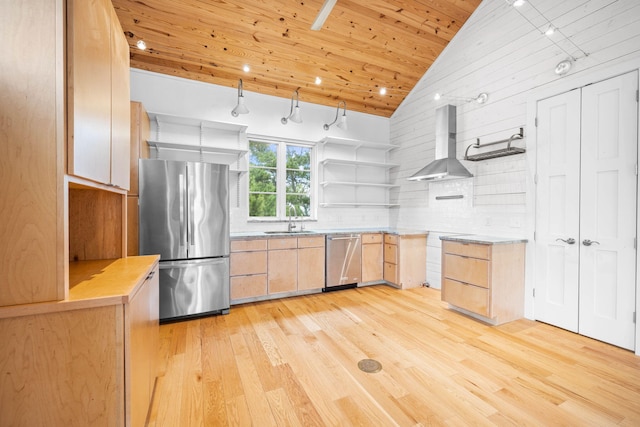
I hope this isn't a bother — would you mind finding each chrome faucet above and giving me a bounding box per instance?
[288,206,297,232]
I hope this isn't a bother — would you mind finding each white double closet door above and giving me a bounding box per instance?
[535,71,638,350]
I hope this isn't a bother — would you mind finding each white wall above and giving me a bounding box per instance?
[130,69,391,232]
[389,0,640,323]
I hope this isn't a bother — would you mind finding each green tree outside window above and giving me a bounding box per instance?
[249,140,312,218]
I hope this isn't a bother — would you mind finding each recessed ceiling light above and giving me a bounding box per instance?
[136,40,146,50]
[315,76,322,85]
[379,87,387,95]
[243,64,250,72]
[513,0,525,7]
[545,25,555,36]
[434,93,442,100]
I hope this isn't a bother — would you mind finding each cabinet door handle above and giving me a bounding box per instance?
[146,271,155,280]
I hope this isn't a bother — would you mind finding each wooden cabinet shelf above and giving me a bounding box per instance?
[321,158,399,168]
[318,136,398,152]
[321,181,399,188]
[319,137,398,208]
[147,140,248,156]
[320,202,400,207]
[147,112,249,172]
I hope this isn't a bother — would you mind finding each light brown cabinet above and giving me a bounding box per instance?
[230,235,325,302]
[67,0,130,189]
[297,236,326,291]
[362,233,384,283]
[2,2,159,425]
[383,233,427,289]
[1,0,66,306]
[0,256,160,427]
[441,239,526,325]
[268,239,298,294]
[230,239,268,300]
[127,102,151,256]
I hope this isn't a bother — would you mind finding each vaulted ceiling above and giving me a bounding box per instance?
[111,0,482,117]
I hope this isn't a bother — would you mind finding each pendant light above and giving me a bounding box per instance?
[323,100,347,131]
[231,79,249,117]
[281,90,303,124]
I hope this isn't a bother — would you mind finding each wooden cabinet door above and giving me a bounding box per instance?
[268,249,297,294]
[67,0,112,184]
[298,247,325,291]
[1,0,65,306]
[109,8,130,190]
[127,266,158,427]
[362,242,383,282]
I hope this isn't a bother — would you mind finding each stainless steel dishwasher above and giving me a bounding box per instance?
[324,233,361,292]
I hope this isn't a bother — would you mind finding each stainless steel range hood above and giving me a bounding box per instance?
[407,104,473,181]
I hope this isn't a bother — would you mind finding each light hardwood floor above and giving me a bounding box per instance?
[147,286,640,426]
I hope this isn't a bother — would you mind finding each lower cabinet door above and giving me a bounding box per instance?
[298,247,324,291]
[231,274,267,300]
[442,278,490,317]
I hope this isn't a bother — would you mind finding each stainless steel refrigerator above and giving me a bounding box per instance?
[139,159,230,321]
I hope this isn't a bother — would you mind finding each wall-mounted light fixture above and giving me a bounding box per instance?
[323,100,347,131]
[554,59,572,75]
[231,79,249,117]
[434,92,489,104]
[281,90,303,124]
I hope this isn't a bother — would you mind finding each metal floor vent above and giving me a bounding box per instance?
[358,359,382,373]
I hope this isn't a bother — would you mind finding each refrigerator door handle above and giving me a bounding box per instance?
[189,167,196,253]
[179,173,187,250]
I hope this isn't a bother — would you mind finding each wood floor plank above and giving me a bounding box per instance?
[148,286,640,426]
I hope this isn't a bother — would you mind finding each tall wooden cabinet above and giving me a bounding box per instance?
[1,2,158,425]
[127,102,151,256]
[1,0,65,306]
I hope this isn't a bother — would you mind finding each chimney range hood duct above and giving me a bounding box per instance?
[408,104,473,181]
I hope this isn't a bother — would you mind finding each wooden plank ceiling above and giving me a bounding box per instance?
[111,0,482,117]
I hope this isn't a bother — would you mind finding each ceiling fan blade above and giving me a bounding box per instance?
[311,0,338,31]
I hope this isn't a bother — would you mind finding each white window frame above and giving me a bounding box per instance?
[247,136,317,221]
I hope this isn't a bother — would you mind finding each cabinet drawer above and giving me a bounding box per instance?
[231,239,267,252]
[384,244,397,264]
[444,254,489,288]
[362,233,383,244]
[442,278,490,317]
[268,237,297,250]
[298,235,325,248]
[443,241,490,260]
[230,251,267,276]
[384,261,397,284]
[231,274,267,300]
[384,234,398,245]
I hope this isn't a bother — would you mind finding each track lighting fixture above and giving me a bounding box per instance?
[323,100,347,131]
[281,90,303,124]
[433,92,489,105]
[554,59,572,75]
[231,79,249,117]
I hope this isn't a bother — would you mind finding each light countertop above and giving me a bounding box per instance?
[231,228,428,239]
[439,234,527,245]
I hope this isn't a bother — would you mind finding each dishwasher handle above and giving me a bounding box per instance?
[327,236,360,241]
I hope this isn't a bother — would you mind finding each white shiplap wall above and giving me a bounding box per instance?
[389,0,640,300]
